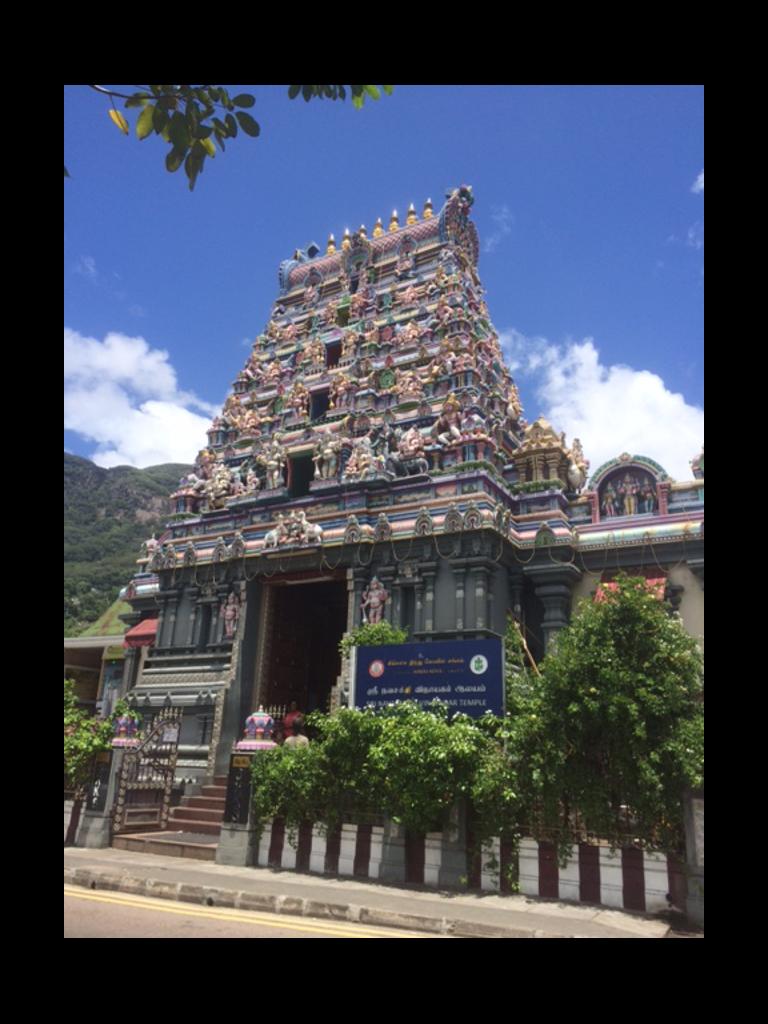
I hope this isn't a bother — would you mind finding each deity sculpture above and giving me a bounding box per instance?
[431,396,463,446]
[361,576,389,624]
[394,367,424,402]
[220,592,241,640]
[329,373,354,409]
[313,434,340,479]
[262,437,286,490]
[142,533,160,561]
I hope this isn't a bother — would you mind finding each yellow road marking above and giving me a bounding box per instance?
[64,886,429,938]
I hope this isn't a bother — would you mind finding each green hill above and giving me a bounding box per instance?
[64,453,191,636]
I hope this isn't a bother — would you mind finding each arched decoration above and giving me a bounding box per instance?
[443,502,464,534]
[589,454,669,521]
[341,230,374,281]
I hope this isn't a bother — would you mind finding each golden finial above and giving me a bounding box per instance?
[407,202,418,225]
[342,228,351,251]
[373,217,384,238]
[326,233,336,255]
[359,224,367,239]
[389,209,400,232]
[423,198,434,219]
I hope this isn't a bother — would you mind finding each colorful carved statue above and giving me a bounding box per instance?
[264,512,288,548]
[361,576,389,624]
[602,482,618,518]
[431,396,463,446]
[262,437,286,490]
[220,592,241,640]
[313,435,340,479]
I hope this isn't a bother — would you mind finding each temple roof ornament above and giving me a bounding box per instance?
[690,445,704,480]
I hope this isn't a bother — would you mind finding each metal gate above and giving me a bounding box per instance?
[113,708,182,834]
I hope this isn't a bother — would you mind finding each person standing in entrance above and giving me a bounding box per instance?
[283,701,303,739]
[283,717,309,749]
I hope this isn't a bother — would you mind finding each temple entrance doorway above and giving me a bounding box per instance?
[262,575,348,715]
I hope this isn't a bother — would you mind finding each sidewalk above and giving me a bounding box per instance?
[64,846,682,938]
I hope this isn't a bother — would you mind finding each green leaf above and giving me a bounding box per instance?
[383,85,394,95]
[64,165,70,178]
[185,150,204,191]
[165,148,185,173]
[125,93,151,109]
[186,100,200,134]
[235,111,260,137]
[288,84,301,100]
[225,113,238,137]
[352,94,364,110]
[199,136,216,157]
[364,85,381,100]
[232,93,255,108]
[136,103,156,140]
[152,105,169,135]
[302,85,313,102]
[168,111,190,152]
[193,123,213,140]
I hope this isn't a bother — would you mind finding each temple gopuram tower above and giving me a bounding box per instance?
[120,186,704,785]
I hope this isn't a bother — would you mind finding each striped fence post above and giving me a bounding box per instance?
[599,846,624,908]
[481,838,501,891]
[424,833,443,887]
[281,828,297,870]
[557,845,580,903]
[338,823,358,876]
[368,826,384,880]
[309,825,328,874]
[643,850,671,912]
[518,838,540,896]
[257,821,273,867]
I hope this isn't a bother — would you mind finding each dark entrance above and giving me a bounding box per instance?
[263,577,347,713]
[288,455,314,498]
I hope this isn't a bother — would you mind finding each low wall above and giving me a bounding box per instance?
[252,819,685,915]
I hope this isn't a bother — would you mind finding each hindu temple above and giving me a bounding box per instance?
[116,185,704,791]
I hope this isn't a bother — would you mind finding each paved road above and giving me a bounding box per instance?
[64,886,447,939]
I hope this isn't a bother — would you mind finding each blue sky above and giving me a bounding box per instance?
[64,85,703,480]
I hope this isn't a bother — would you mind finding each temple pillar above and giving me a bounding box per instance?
[422,570,436,633]
[452,567,466,634]
[415,581,425,634]
[186,587,200,646]
[471,567,489,631]
[523,563,582,653]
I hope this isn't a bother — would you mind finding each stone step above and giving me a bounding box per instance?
[112,831,218,862]
[162,817,222,835]
[170,806,225,824]
[201,785,227,799]
[185,795,226,811]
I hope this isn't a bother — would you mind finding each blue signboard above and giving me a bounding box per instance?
[353,638,505,718]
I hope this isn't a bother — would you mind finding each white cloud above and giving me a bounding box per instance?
[64,328,219,468]
[686,221,704,250]
[691,171,704,194]
[483,205,515,254]
[500,329,704,481]
[74,256,98,280]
